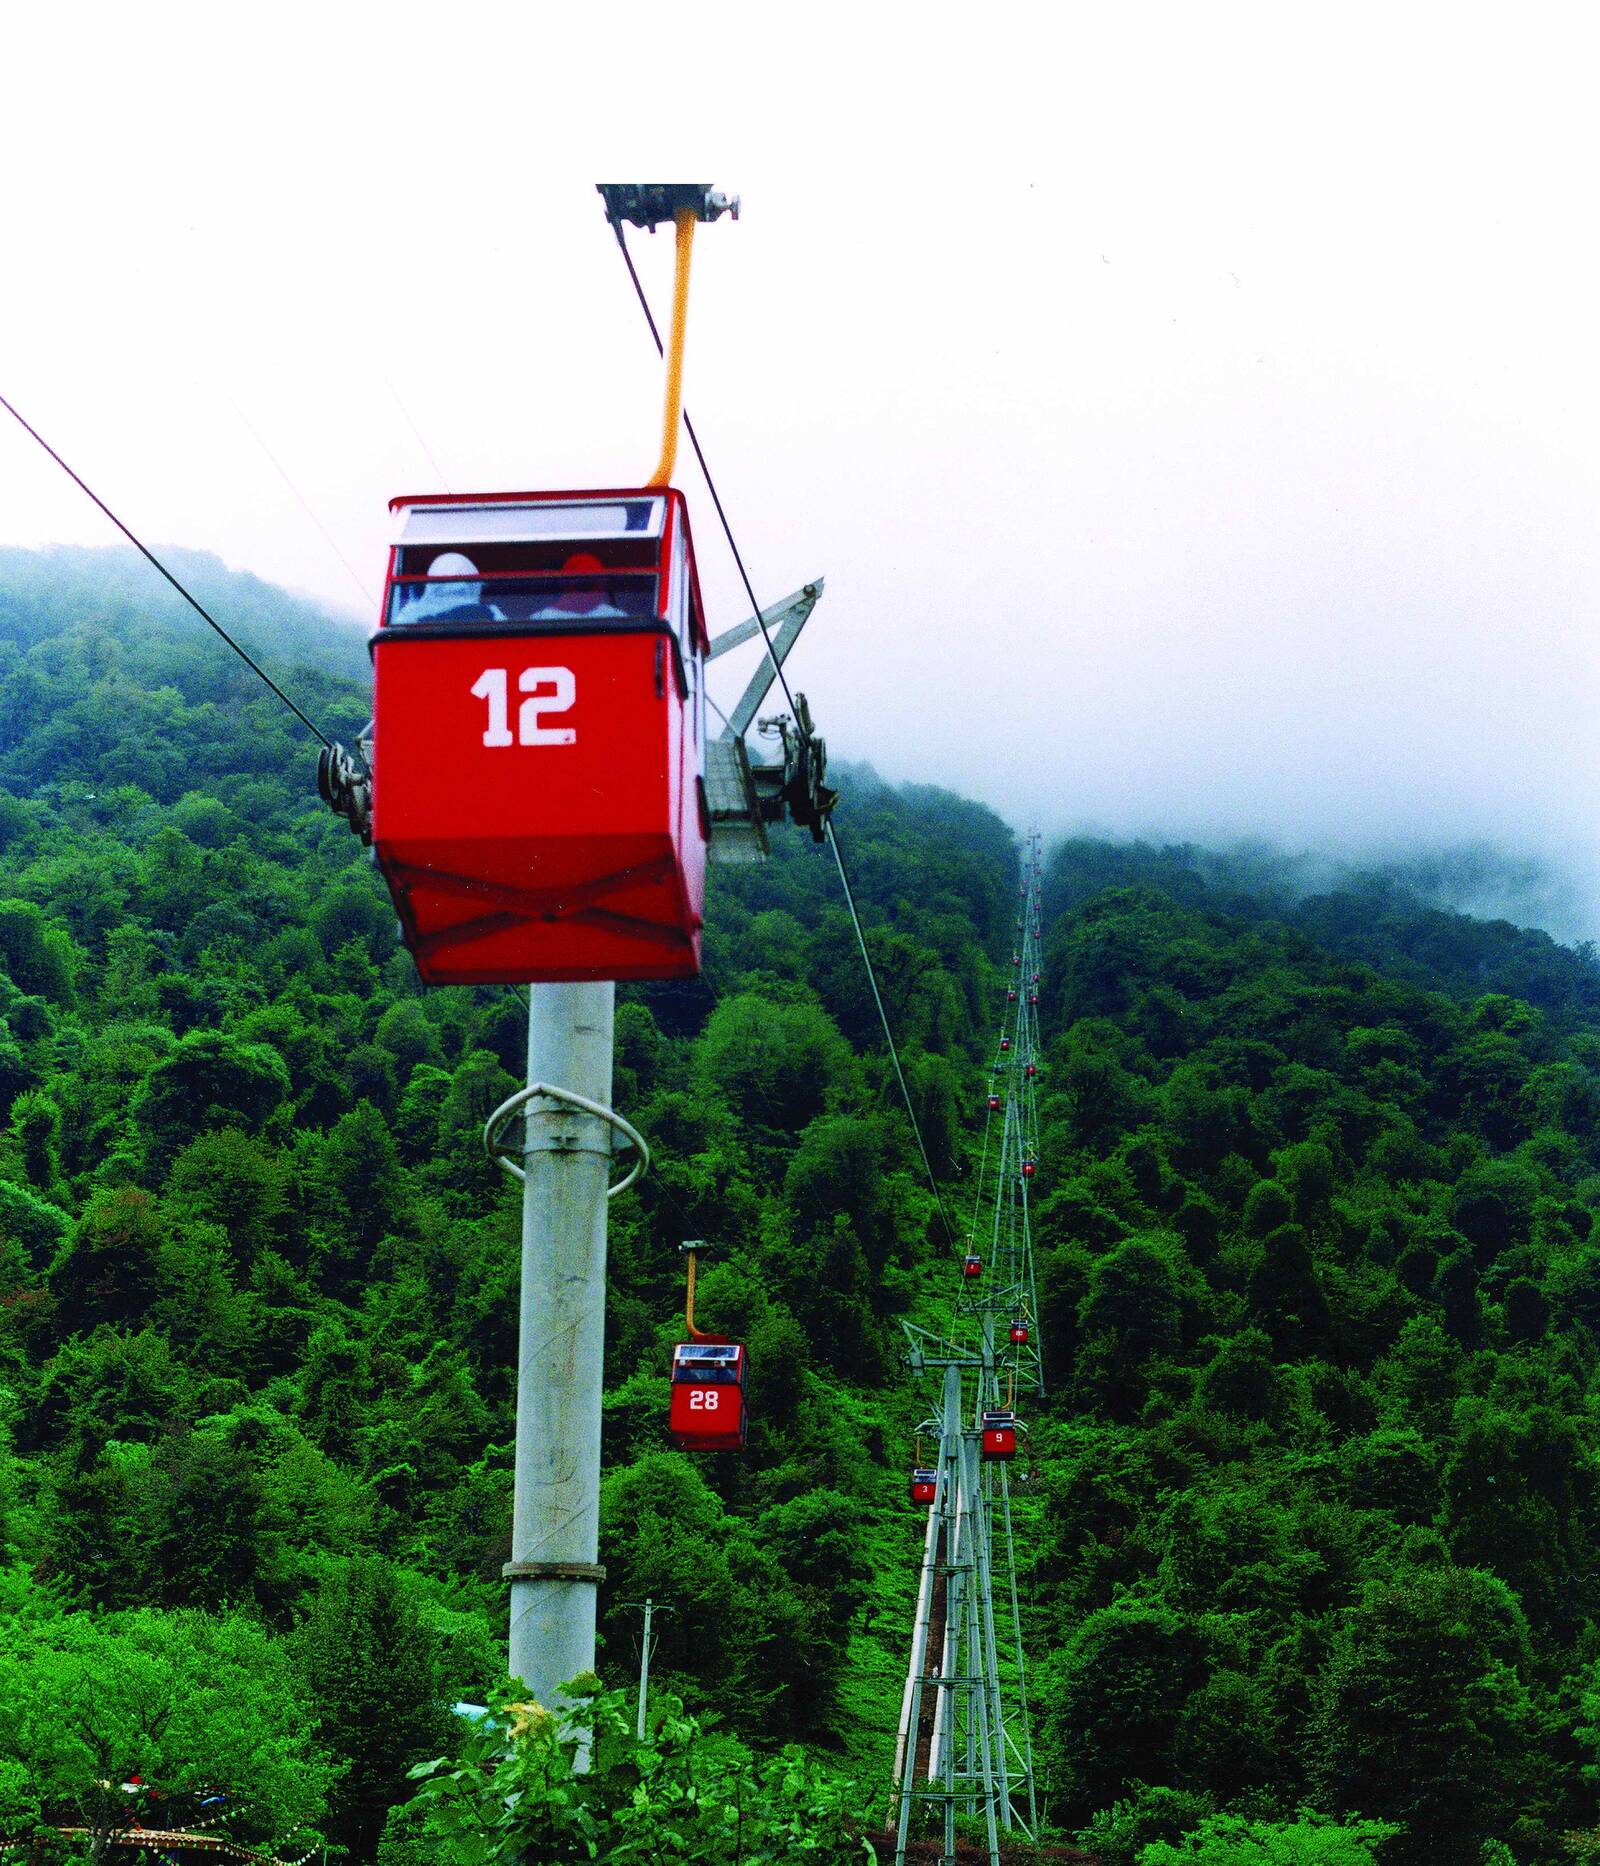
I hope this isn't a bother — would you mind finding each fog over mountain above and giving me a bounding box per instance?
[1,9,1595,937]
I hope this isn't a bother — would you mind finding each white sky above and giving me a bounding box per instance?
[2,3,1598,930]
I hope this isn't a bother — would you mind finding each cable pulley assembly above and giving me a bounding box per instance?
[596,183,740,230]
[758,693,837,842]
[317,737,372,845]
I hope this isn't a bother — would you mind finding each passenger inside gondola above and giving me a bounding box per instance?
[384,498,670,631]
[390,552,506,625]
[522,552,630,620]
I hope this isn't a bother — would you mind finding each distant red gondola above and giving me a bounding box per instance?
[981,1409,1018,1461]
[963,1253,983,1280]
[668,1338,747,1451]
[909,1467,938,1505]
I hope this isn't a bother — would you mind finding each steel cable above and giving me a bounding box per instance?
[0,389,334,750]
[612,221,965,1260]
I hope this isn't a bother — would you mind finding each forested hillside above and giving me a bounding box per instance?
[5,547,1600,1864]
[0,547,1009,1860]
[1027,844,1600,1865]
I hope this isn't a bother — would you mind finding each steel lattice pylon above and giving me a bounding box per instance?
[958,830,1046,1399]
[890,832,1045,1866]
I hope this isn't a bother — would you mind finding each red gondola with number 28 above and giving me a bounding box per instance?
[668,1340,748,1451]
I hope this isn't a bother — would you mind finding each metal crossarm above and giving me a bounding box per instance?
[715,582,823,735]
[703,582,829,864]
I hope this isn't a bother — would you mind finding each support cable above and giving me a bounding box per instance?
[0,390,334,750]
[611,225,777,688]
[612,224,962,1258]
[825,820,963,1256]
[967,1100,998,1242]
[379,367,452,493]
[220,387,377,609]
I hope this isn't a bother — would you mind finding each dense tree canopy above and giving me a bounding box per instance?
[6,550,1600,1861]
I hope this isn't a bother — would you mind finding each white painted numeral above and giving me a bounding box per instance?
[518,666,577,745]
[470,666,577,748]
[688,1389,720,1411]
[470,668,513,747]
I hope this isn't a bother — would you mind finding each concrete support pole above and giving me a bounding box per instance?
[636,1598,655,1741]
[506,981,616,1712]
[891,1490,942,1801]
[963,1431,1001,1866]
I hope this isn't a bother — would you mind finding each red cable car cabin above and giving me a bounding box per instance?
[668,1339,747,1451]
[909,1467,938,1505]
[963,1253,983,1280]
[981,1409,1018,1461]
[370,489,710,985]
[1010,1320,1030,1345]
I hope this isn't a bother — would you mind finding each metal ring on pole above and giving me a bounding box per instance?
[502,1560,608,1584]
[484,1082,650,1198]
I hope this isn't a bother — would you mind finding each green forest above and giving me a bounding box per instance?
[5,546,1600,1864]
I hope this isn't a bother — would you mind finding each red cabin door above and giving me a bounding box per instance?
[668,1377,746,1451]
[373,623,703,984]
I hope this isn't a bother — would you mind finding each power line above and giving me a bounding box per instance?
[825,820,963,1257]
[379,368,453,494]
[220,386,377,609]
[610,221,963,1257]
[0,390,334,751]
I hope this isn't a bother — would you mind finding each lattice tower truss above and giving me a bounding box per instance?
[890,831,1045,1866]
